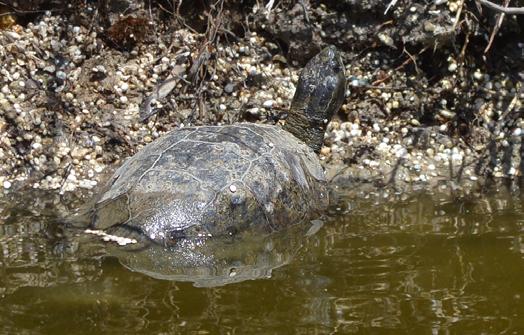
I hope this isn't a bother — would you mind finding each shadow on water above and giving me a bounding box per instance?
[0,190,523,334]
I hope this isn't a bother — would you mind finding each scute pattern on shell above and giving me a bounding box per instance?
[93,123,328,245]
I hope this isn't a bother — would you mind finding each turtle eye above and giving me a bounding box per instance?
[226,226,238,237]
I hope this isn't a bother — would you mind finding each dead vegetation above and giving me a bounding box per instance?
[0,0,523,192]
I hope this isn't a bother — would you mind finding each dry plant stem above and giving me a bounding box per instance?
[188,0,225,118]
[459,29,471,61]
[371,47,428,86]
[484,0,510,53]
[478,0,524,14]
[146,0,158,38]
[403,48,419,74]
[298,0,310,23]
[265,0,276,12]
[0,2,59,16]
[160,1,198,34]
[154,0,197,34]
[452,0,465,31]
[492,83,521,142]
[384,0,398,14]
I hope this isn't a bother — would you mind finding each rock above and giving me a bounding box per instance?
[263,100,274,108]
[224,83,235,94]
[71,147,90,160]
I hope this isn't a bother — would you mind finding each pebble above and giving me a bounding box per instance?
[451,153,462,161]
[439,109,456,119]
[377,142,389,152]
[473,70,483,81]
[246,107,260,117]
[262,100,274,108]
[0,8,520,199]
[350,78,360,87]
[320,147,331,156]
[3,180,12,189]
[395,147,408,158]
[388,100,398,109]
[350,128,361,137]
[71,147,90,159]
[448,2,458,12]
[224,83,235,93]
[78,179,97,189]
[44,65,56,73]
[56,71,67,80]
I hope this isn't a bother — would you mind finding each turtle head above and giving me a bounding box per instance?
[283,46,346,153]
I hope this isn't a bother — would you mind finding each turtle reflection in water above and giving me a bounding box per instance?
[88,46,346,283]
[110,221,321,287]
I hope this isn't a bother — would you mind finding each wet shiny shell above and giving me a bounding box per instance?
[93,123,328,245]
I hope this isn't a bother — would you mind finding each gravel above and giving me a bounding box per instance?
[0,1,523,203]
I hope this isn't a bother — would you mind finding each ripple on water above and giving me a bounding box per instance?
[0,191,522,334]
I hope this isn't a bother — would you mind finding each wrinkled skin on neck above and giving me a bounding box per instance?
[283,46,346,153]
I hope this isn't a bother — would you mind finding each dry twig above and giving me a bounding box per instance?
[384,0,398,15]
[478,0,524,14]
[188,0,226,119]
[371,47,428,86]
[452,0,466,31]
[484,0,510,53]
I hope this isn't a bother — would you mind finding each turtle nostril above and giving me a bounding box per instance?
[168,229,187,243]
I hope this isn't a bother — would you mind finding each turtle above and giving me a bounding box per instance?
[91,46,346,247]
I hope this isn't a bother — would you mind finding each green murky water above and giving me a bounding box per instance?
[0,192,523,334]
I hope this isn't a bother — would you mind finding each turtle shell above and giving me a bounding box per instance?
[93,123,328,246]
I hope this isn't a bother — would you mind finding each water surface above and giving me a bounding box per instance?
[0,191,522,334]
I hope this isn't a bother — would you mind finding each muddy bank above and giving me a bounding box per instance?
[0,0,523,202]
